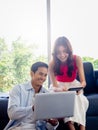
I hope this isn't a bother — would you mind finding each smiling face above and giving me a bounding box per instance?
[56,45,69,63]
[30,66,48,92]
[53,37,73,64]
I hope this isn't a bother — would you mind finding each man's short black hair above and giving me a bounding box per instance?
[31,61,48,73]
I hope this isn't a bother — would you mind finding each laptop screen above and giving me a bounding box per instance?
[34,91,76,120]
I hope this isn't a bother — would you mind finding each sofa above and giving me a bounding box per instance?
[0,62,98,130]
[83,62,98,130]
[0,97,9,130]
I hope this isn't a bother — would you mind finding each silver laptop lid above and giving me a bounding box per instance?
[34,91,76,120]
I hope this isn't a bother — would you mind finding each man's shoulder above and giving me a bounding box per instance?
[12,81,30,91]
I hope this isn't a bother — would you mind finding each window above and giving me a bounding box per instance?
[51,0,98,60]
[0,0,48,92]
[1,0,98,93]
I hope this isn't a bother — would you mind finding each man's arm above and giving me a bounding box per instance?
[8,85,34,120]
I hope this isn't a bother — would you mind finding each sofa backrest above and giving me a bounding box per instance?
[77,62,98,94]
[0,97,9,130]
[83,62,97,94]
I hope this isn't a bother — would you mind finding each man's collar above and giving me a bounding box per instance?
[25,81,44,93]
[25,81,34,91]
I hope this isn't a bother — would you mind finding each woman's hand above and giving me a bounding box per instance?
[53,87,68,92]
[61,86,68,91]
[76,89,83,95]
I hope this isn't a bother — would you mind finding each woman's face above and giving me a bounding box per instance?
[56,45,69,62]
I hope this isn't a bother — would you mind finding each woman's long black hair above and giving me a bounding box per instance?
[52,36,74,77]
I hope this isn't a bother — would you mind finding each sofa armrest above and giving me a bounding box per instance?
[0,97,9,130]
[82,62,97,94]
[95,70,98,89]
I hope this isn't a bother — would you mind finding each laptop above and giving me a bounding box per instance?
[34,91,76,120]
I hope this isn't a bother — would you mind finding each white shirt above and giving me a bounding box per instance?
[5,81,49,130]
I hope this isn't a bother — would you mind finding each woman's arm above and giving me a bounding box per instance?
[49,60,58,87]
[49,60,69,92]
[76,55,86,88]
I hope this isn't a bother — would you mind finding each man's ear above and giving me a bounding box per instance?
[30,71,34,77]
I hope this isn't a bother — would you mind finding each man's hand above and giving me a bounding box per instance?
[47,118,58,126]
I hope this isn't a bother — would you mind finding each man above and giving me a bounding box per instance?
[4,62,58,130]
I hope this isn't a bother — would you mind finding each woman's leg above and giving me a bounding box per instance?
[79,124,85,130]
[66,121,75,130]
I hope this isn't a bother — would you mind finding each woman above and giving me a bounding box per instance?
[49,36,89,130]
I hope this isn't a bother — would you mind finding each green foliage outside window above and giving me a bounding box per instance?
[0,38,48,92]
[82,57,98,70]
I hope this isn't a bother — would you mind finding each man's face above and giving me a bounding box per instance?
[31,67,48,89]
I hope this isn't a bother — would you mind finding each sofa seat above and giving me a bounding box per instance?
[86,94,98,116]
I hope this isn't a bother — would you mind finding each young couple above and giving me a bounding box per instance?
[5,36,89,130]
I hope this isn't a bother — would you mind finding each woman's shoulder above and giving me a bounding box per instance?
[73,55,82,61]
[74,55,83,67]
